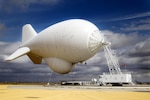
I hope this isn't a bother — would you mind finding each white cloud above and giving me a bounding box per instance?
[101,30,145,49]
[133,71,150,82]
[120,56,150,66]
[120,18,150,31]
[86,51,106,65]
[121,23,150,31]
[0,0,62,12]
[96,12,150,23]
[12,0,61,7]
[128,38,150,57]
[138,18,150,24]
[0,23,6,31]
[0,41,21,54]
[109,12,150,21]
[0,23,6,38]
[0,41,33,65]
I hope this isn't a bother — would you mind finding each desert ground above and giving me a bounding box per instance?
[0,85,149,100]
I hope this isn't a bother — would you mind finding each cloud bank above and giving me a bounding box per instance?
[0,29,149,82]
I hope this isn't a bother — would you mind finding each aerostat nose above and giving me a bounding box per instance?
[88,30,104,54]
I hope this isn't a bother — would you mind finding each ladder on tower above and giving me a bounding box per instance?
[103,45,122,74]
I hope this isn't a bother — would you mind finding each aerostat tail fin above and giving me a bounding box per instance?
[5,47,30,61]
[5,24,42,64]
[22,24,37,44]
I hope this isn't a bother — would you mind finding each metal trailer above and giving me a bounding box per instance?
[98,73,133,86]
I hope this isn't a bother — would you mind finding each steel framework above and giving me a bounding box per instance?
[103,45,122,74]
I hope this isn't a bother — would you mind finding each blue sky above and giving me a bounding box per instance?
[0,0,149,41]
[0,0,150,82]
